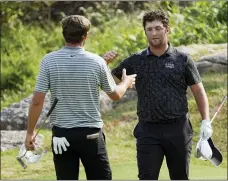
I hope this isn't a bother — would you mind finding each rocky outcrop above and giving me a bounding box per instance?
[1,130,44,151]
[195,54,227,74]
[1,94,51,130]
[178,44,227,74]
[0,91,114,131]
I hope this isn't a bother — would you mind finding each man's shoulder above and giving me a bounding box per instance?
[169,46,193,65]
[43,49,62,59]
[84,51,103,60]
[84,51,106,66]
[125,48,147,61]
[171,46,190,58]
[135,48,148,56]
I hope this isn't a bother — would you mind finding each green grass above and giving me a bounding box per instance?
[1,72,227,180]
[1,146,227,180]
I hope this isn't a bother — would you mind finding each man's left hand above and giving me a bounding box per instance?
[103,50,118,65]
[200,120,213,140]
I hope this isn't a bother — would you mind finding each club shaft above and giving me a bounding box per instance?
[17,97,59,169]
[199,96,227,141]
[210,96,227,124]
[33,97,59,140]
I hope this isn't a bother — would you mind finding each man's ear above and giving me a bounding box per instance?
[167,27,171,33]
[83,32,88,40]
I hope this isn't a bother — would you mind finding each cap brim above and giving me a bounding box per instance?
[207,138,223,167]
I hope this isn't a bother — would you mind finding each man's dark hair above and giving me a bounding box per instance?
[62,15,91,44]
[143,10,169,29]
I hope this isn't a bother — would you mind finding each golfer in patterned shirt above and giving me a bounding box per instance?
[103,10,212,180]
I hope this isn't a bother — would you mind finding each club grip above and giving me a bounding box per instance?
[46,97,59,117]
[221,96,227,103]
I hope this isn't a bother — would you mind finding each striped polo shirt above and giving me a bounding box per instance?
[35,46,116,128]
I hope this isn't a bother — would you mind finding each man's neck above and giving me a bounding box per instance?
[65,42,83,47]
[149,43,169,57]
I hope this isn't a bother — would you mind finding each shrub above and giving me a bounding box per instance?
[1,1,227,108]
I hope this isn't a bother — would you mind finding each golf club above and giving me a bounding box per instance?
[197,96,227,143]
[195,96,227,165]
[210,96,227,124]
[200,95,227,140]
[16,97,59,169]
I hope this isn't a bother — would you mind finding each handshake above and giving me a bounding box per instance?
[103,50,137,89]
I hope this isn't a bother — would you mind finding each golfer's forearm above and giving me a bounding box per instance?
[191,84,210,120]
[115,81,129,98]
[108,82,128,100]
[27,101,44,134]
[195,93,210,120]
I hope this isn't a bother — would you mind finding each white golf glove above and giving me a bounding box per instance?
[200,120,213,140]
[53,137,70,154]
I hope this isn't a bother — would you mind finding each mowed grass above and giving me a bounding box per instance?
[1,72,227,180]
[1,142,227,180]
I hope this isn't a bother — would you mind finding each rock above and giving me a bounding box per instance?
[0,130,44,152]
[113,87,138,108]
[1,93,52,130]
[177,46,197,55]
[177,44,227,75]
[0,91,117,130]
[195,54,227,74]
[199,54,227,64]
[100,91,113,114]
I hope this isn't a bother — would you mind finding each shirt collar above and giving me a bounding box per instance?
[62,46,85,51]
[146,42,174,56]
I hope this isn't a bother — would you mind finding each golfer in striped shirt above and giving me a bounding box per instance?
[24,15,136,180]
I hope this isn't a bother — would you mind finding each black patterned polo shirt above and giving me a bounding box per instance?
[112,44,201,123]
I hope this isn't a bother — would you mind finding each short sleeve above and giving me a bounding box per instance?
[185,55,202,86]
[111,57,133,80]
[100,60,116,94]
[35,59,50,93]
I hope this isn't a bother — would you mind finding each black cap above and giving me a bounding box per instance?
[195,137,223,167]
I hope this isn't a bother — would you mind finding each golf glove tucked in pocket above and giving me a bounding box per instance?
[53,137,70,154]
[200,120,213,140]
